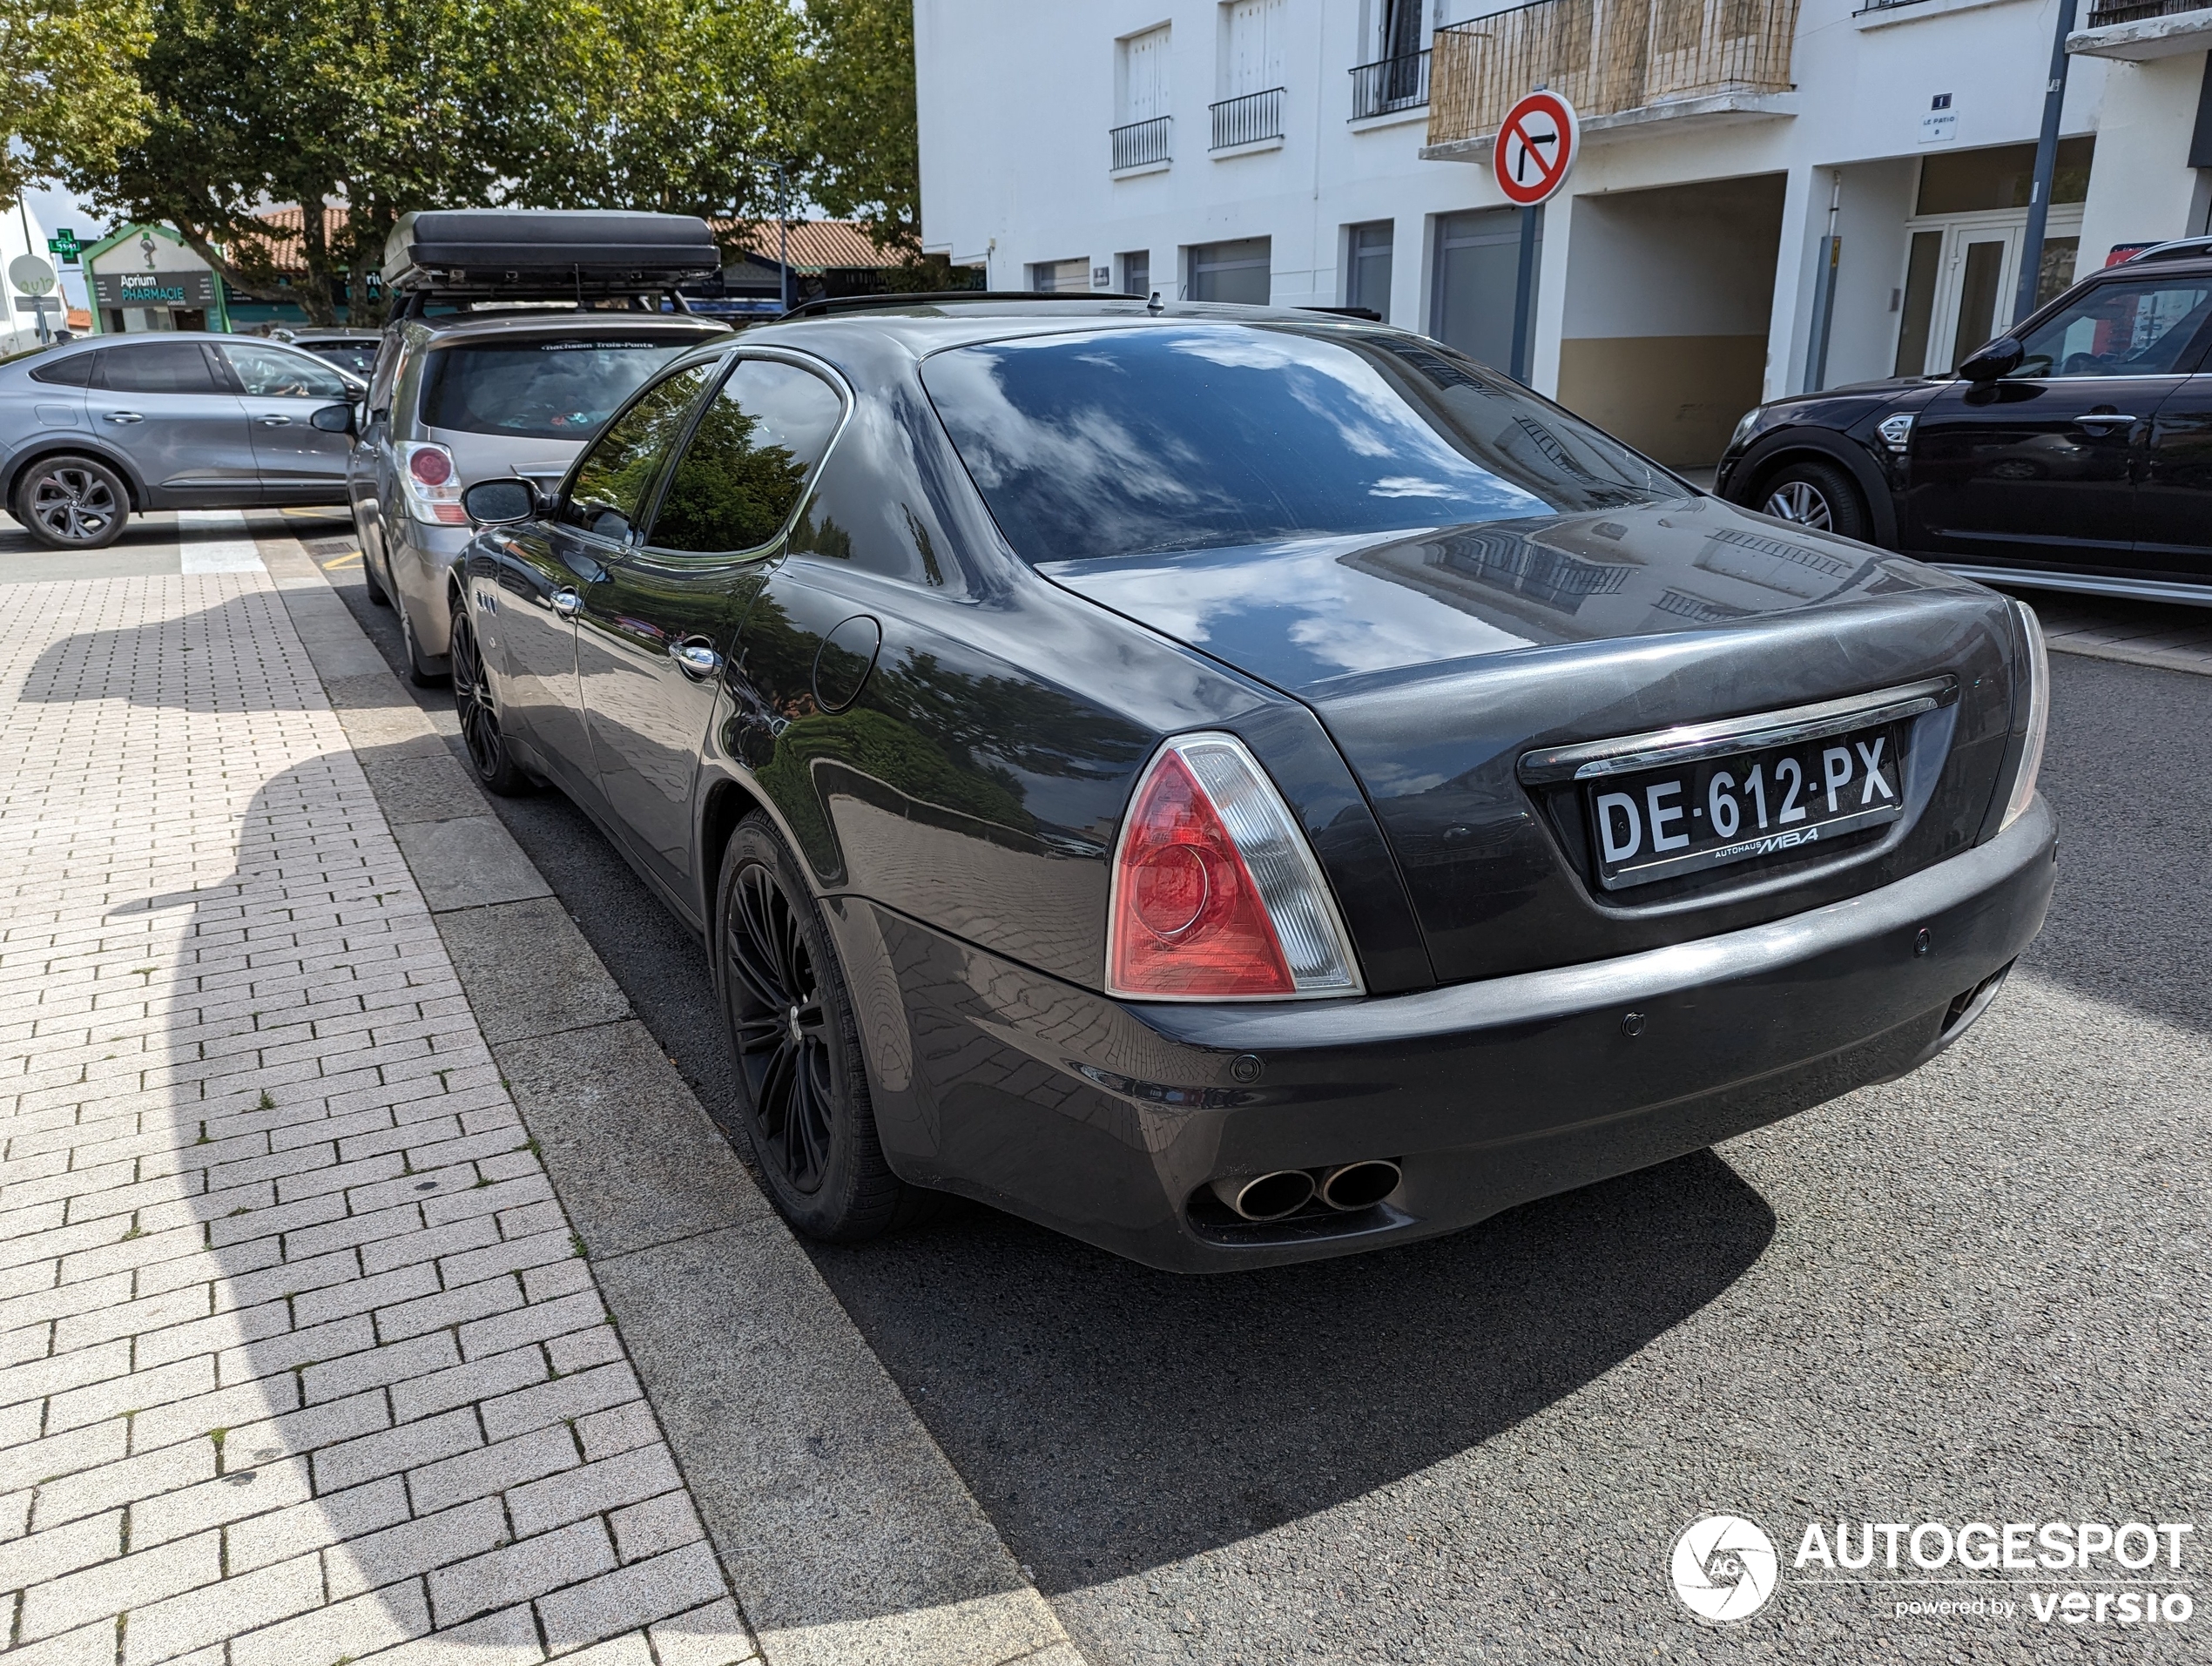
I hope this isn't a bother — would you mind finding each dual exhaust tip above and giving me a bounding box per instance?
[1209,1159,1402,1222]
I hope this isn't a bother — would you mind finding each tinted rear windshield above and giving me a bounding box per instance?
[421,336,700,440]
[921,325,1674,563]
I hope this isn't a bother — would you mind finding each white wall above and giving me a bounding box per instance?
[2074,49,2212,265]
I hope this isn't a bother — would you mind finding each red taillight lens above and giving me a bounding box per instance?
[409,447,453,486]
[1109,750,1296,998]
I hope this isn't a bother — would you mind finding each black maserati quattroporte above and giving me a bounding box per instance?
[428,296,2055,1271]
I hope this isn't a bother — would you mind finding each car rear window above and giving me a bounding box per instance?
[420,335,701,440]
[921,325,1673,564]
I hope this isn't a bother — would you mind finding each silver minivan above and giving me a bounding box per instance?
[346,311,728,683]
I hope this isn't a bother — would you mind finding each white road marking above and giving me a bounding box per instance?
[176,508,266,572]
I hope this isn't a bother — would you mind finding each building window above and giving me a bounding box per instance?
[1187,237,1271,304]
[1120,251,1152,297]
[1346,221,1393,319]
[1030,259,1091,294]
[1211,0,1286,149]
[1113,24,1174,171]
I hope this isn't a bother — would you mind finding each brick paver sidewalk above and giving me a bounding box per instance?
[0,570,753,1666]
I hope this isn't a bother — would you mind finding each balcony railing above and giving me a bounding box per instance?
[1351,49,1433,119]
[1428,0,1801,147]
[1210,86,1285,150]
[2085,0,2209,24]
[1110,115,1173,171]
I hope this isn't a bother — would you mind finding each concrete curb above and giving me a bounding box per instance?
[253,529,1085,1666]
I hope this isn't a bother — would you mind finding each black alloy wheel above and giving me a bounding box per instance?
[713,813,932,1241]
[1757,458,1870,542]
[448,604,529,795]
[15,456,127,550]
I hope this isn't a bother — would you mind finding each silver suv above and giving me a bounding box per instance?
[1,334,363,548]
[347,311,726,682]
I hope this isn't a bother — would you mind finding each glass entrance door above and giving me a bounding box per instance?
[1894,208,2084,378]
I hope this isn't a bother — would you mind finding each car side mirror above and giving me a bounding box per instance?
[1958,336,2024,382]
[463,477,544,527]
[310,402,357,436]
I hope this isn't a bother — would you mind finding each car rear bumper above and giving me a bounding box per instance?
[834,797,2057,1272]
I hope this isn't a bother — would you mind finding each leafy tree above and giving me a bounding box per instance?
[0,0,152,206]
[795,0,921,253]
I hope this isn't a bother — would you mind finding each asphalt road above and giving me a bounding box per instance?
[305,518,2209,1663]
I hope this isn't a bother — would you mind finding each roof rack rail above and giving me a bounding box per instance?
[778,290,1145,321]
[2124,236,2212,265]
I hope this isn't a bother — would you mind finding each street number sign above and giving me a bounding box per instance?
[1493,91,1580,207]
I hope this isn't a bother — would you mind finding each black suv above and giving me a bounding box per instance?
[1716,239,2212,606]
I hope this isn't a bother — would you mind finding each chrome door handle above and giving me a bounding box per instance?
[551,589,582,618]
[671,641,723,678]
[2073,414,2138,428]
[259,415,293,427]
[104,411,144,424]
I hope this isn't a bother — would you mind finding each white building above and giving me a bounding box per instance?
[914,0,2212,465]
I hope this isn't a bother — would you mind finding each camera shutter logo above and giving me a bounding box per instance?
[1671,1514,1778,1624]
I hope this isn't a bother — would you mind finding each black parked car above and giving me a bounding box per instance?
[1717,239,2212,605]
[433,296,2054,1271]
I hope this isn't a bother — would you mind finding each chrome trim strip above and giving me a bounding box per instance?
[1517,676,1957,786]
[1936,564,2212,610]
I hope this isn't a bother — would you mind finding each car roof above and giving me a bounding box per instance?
[409,309,732,342]
[738,296,1413,361]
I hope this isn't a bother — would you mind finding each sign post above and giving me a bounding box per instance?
[1492,90,1580,384]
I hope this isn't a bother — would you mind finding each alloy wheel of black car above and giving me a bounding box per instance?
[1757,459,1868,541]
[17,457,126,550]
[713,813,930,1241]
[447,606,529,796]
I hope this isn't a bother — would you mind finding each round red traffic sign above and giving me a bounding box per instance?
[1493,91,1580,207]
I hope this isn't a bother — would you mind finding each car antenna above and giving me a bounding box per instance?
[1146,291,1164,315]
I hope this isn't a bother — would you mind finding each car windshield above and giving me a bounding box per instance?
[303,340,377,378]
[921,324,1676,564]
[421,335,698,440]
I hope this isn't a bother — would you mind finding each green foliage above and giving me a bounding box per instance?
[0,0,152,204]
[794,0,921,253]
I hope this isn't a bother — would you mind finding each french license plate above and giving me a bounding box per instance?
[1586,721,1905,891]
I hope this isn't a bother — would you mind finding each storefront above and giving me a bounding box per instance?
[83,224,229,334]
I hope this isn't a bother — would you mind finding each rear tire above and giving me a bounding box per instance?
[11,455,128,550]
[359,519,390,605]
[448,602,531,796]
[713,813,935,1243]
[393,585,446,687]
[1754,458,1870,542]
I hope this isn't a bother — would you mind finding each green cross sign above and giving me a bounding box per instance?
[46,231,81,265]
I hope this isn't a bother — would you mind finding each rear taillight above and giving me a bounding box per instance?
[400,442,468,524]
[1999,598,2049,833]
[1107,733,1363,1002]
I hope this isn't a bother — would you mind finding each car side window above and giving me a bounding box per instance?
[2013,280,2212,379]
[100,341,223,395]
[556,363,716,543]
[30,350,103,388]
[647,358,846,555]
[219,342,351,399]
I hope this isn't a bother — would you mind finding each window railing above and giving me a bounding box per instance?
[1110,114,1173,171]
[1210,86,1285,150]
[2085,0,2209,24]
[1428,0,1802,146]
[1351,49,1432,118]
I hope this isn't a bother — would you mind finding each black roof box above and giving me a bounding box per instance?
[383,210,721,296]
